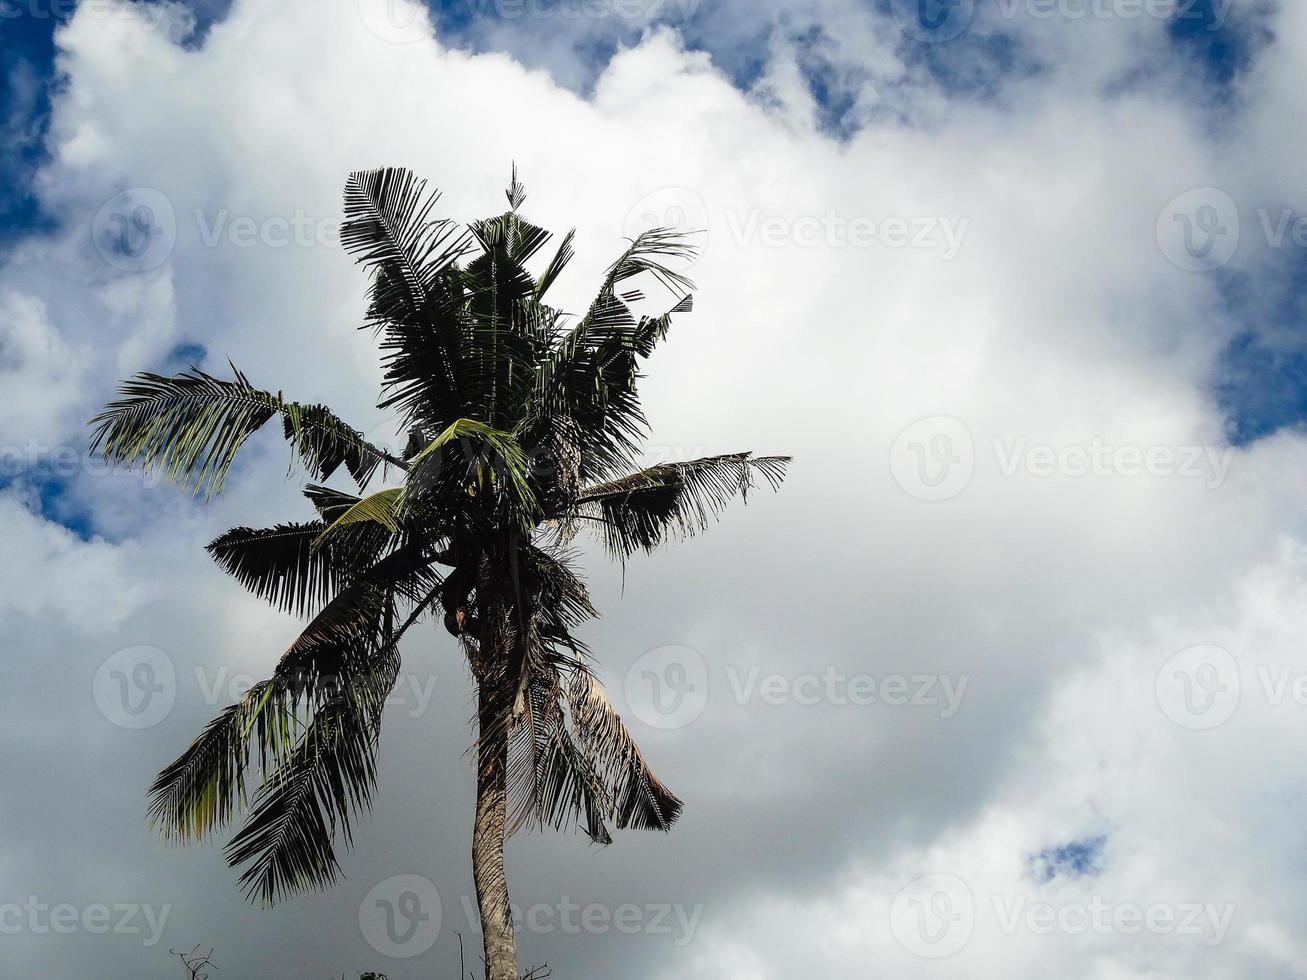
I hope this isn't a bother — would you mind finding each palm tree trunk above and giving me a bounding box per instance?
[473,681,518,980]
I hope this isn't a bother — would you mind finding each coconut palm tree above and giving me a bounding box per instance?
[90,167,788,980]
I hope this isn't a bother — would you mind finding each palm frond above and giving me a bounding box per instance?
[470,210,553,269]
[506,162,527,211]
[405,418,540,531]
[373,299,467,433]
[277,545,442,675]
[148,551,441,852]
[529,295,650,483]
[526,232,698,485]
[303,483,362,521]
[342,168,474,434]
[526,544,597,631]
[208,523,336,618]
[568,669,682,832]
[460,216,552,427]
[496,547,674,844]
[341,167,471,325]
[534,228,575,301]
[508,681,613,845]
[603,226,699,298]
[536,717,614,843]
[225,684,383,905]
[570,453,791,558]
[315,487,407,545]
[89,365,392,496]
[146,681,294,842]
[207,520,394,618]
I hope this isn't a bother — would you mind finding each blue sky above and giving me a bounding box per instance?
[0,6,58,243]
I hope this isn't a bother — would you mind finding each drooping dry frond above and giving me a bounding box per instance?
[568,669,683,832]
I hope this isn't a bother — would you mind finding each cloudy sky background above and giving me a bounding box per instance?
[4,0,1307,976]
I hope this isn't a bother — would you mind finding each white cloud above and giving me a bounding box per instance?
[665,544,1307,978]
[0,290,90,447]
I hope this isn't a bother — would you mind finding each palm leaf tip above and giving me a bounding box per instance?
[609,227,701,297]
[506,162,526,211]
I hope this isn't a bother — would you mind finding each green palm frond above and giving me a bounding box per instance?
[315,487,407,544]
[88,365,394,497]
[343,168,473,434]
[405,418,539,530]
[148,553,440,851]
[277,546,442,672]
[372,292,467,435]
[530,296,650,483]
[527,232,698,485]
[220,584,439,905]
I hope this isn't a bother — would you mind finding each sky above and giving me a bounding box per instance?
[3,0,1307,977]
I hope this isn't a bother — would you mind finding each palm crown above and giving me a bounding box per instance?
[91,166,788,975]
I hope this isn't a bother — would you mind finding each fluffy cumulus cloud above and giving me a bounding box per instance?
[0,290,89,445]
[3,0,1307,977]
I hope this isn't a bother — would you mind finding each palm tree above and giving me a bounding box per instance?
[90,167,789,979]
